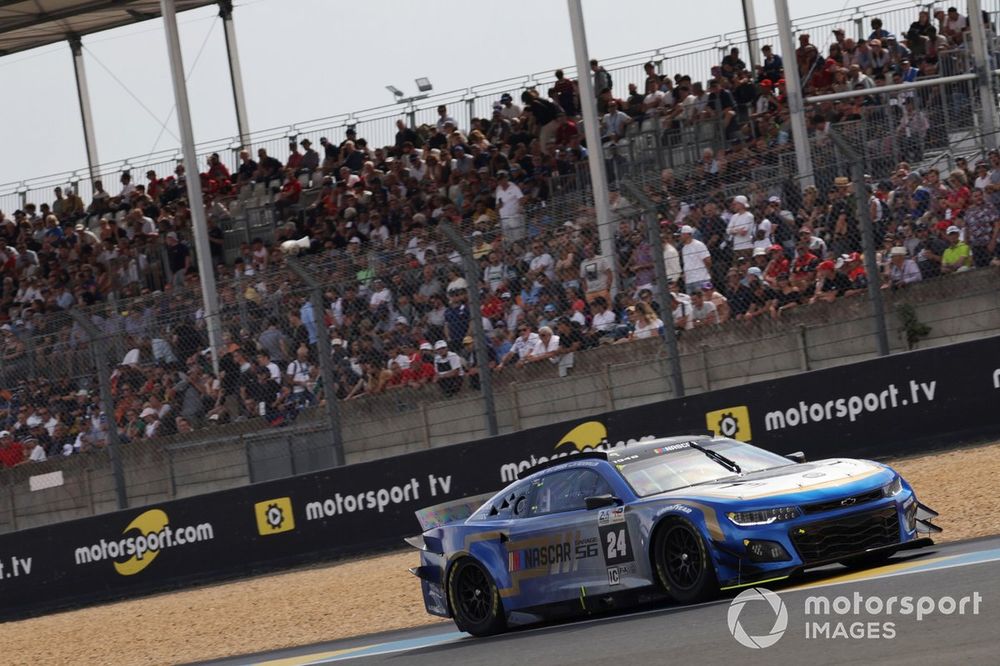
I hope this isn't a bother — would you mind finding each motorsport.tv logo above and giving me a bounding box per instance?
[727,587,983,647]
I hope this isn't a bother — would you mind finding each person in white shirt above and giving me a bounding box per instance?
[496,324,540,370]
[483,252,508,292]
[689,290,719,327]
[632,302,663,339]
[590,297,617,333]
[679,225,711,293]
[520,325,561,366]
[432,340,464,396]
[662,236,682,286]
[726,194,755,260]
[495,171,525,242]
[579,242,614,303]
[527,241,555,280]
[369,278,392,309]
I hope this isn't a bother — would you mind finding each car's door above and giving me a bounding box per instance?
[503,466,632,606]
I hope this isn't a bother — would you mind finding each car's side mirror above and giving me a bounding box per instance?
[785,451,807,463]
[585,494,621,510]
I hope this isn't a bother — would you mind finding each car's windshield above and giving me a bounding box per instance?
[612,438,794,497]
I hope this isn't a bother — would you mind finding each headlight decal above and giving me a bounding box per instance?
[727,506,801,526]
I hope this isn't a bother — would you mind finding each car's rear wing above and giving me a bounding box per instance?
[414,493,494,532]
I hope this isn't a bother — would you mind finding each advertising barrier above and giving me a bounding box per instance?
[2,335,998,620]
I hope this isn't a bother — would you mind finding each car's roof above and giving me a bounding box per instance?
[525,434,715,477]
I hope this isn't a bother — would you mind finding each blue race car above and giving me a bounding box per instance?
[408,435,940,636]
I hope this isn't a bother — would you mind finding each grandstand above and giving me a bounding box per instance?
[0,0,999,529]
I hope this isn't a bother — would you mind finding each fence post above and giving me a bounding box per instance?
[68,310,128,510]
[796,325,811,371]
[829,128,890,357]
[286,257,346,467]
[619,179,685,397]
[438,219,499,436]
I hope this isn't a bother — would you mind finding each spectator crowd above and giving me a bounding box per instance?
[0,3,997,468]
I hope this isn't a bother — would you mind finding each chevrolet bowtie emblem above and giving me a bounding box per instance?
[841,497,857,506]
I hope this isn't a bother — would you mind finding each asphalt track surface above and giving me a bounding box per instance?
[204,535,1000,666]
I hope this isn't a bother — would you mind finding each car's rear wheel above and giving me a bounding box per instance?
[653,519,718,604]
[839,549,896,569]
[447,558,506,636]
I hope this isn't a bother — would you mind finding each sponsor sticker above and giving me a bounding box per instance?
[597,506,625,526]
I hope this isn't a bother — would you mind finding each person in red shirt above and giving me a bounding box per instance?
[146,170,163,202]
[285,141,303,171]
[763,244,790,287]
[401,343,437,387]
[0,431,24,468]
[554,113,579,148]
[790,240,819,290]
[206,153,230,182]
[274,169,302,220]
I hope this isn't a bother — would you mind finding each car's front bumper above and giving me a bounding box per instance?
[712,492,938,589]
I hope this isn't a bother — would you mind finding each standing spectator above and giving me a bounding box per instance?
[591,59,613,97]
[552,69,577,115]
[495,171,525,242]
[679,225,711,293]
[579,242,614,305]
[164,232,190,288]
[727,195,755,262]
[520,90,562,148]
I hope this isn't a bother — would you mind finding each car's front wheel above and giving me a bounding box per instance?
[447,557,506,636]
[653,519,718,604]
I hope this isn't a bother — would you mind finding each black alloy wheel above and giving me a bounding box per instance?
[448,558,506,636]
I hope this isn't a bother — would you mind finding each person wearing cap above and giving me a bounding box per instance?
[731,266,777,320]
[299,139,319,171]
[884,246,922,289]
[763,244,790,286]
[679,224,711,294]
[727,195,755,261]
[810,259,850,304]
[941,225,972,273]
[432,340,464,396]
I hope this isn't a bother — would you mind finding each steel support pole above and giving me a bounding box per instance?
[218,0,251,148]
[438,221,498,436]
[741,0,760,72]
[161,0,223,374]
[69,36,100,185]
[286,258,345,467]
[774,0,815,187]
[829,130,890,357]
[69,311,127,509]
[968,0,999,150]
[567,0,614,261]
[620,180,685,398]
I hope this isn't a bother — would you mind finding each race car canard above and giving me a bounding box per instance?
[407,435,939,636]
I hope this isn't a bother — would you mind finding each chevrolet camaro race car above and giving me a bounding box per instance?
[407,435,941,636]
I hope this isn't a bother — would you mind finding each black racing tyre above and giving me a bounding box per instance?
[447,558,507,636]
[653,519,718,604]
[839,549,896,569]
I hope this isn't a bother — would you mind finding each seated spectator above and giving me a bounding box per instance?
[432,340,463,396]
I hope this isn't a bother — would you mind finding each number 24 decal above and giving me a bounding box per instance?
[606,528,627,559]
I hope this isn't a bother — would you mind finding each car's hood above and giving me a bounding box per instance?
[670,458,890,502]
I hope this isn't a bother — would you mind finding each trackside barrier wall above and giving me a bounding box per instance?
[1,334,998,620]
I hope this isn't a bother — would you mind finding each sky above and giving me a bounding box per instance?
[0,0,904,190]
